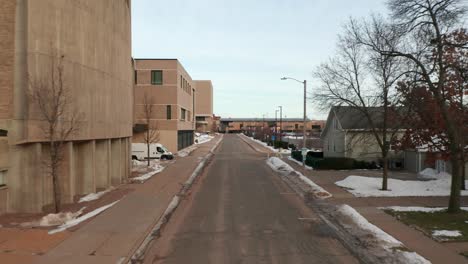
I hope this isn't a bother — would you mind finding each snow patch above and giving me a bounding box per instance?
[338,204,430,264]
[418,168,451,180]
[177,145,198,157]
[335,175,468,197]
[195,134,214,145]
[49,200,120,234]
[79,187,114,203]
[132,164,165,183]
[432,230,462,238]
[266,157,331,199]
[381,206,468,212]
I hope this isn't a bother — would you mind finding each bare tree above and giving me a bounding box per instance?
[314,21,406,191]
[142,93,160,167]
[349,0,467,212]
[28,54,80,213]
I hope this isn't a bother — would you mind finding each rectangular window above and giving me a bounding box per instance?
[180,75,182,88]
[166,105,171,120]
[0,170,6,187]
[181,108,186,121]
[151,70,163,85]
[134,70,138,84]
[196,116,206,121]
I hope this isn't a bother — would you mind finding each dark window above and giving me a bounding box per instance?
[181,108,186,121]
[157,147,164,153]
[151,70,163,85]
[166,105,171,120]
[0,129,7,137]
[196,116,206,121]
[134,70,138,84]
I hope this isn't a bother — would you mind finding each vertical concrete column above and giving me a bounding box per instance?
[74,140,96,195]
[8,143,43,213]
[57,142,74,204]
[95,140,110,190]
[120,138,129,182]
[111,138,121,185]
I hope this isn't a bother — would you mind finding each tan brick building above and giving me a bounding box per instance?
[220,118,325,134]
[0,0,133,213]
[194,80,214,133]
[133,59,196,153]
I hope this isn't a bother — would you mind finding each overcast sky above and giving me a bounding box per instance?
[132,0,388,120]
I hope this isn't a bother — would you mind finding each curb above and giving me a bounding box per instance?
[237,134,270,154]
[128,136,223,264]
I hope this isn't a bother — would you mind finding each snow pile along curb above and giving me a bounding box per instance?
[266,157,331,199]
[49,200,120,234]
[334,204,430,264]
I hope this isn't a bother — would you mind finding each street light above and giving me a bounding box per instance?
[281,77,307,166]
[275,109,279,147]
[278,106,283,143]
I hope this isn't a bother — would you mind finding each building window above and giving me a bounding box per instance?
[196,116,206,121]
[181,108,186,121]
[134,70,138,84]
[166,105,172,120]
[0,170,6,187]
[0,129,7,137]
[151,70,163,85]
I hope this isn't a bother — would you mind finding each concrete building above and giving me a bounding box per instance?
[0,1,133,213]
[194,80,214,133]
[133,59,196,153]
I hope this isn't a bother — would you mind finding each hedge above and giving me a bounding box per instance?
[290,151,378,170]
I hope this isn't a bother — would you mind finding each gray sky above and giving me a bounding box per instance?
[132,0,388,120]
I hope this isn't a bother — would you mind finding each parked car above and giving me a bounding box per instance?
[132,143,174,160]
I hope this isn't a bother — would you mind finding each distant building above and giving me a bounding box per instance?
[219,118,325,134]
[0,1,133,213]
[194,80,214,133]
[133,59,196,153]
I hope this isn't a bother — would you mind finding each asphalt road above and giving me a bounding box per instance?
[144,134,359,264]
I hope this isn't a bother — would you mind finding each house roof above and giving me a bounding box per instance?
[333,106,386,130]
[321,106,405,137]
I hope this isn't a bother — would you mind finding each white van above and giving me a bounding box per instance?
[131,143,174,160]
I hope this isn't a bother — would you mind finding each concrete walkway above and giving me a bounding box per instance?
[284,158,468,264]
[29,137,222,264]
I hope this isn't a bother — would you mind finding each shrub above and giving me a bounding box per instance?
[290,153,378,170]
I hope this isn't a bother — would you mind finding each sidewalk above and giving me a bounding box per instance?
[0,136,222,264]
[283,158,468,264]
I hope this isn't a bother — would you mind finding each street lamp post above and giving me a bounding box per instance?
[281,77,307,167]
[278,106,283,142]
[275,109,279,147]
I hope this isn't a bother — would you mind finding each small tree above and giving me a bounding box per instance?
[142,93,159,167]
[314,24,406,191]
[28,54,80,213]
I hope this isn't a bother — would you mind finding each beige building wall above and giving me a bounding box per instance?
[134,59,196,153]
[0,0,133,213]
[194,80,214,133]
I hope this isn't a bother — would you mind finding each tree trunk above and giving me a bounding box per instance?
[51,144,61,213]
[382,155,388,191]
[147,131,150,167]
[462,157,466,190]
[448,154,462,213]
